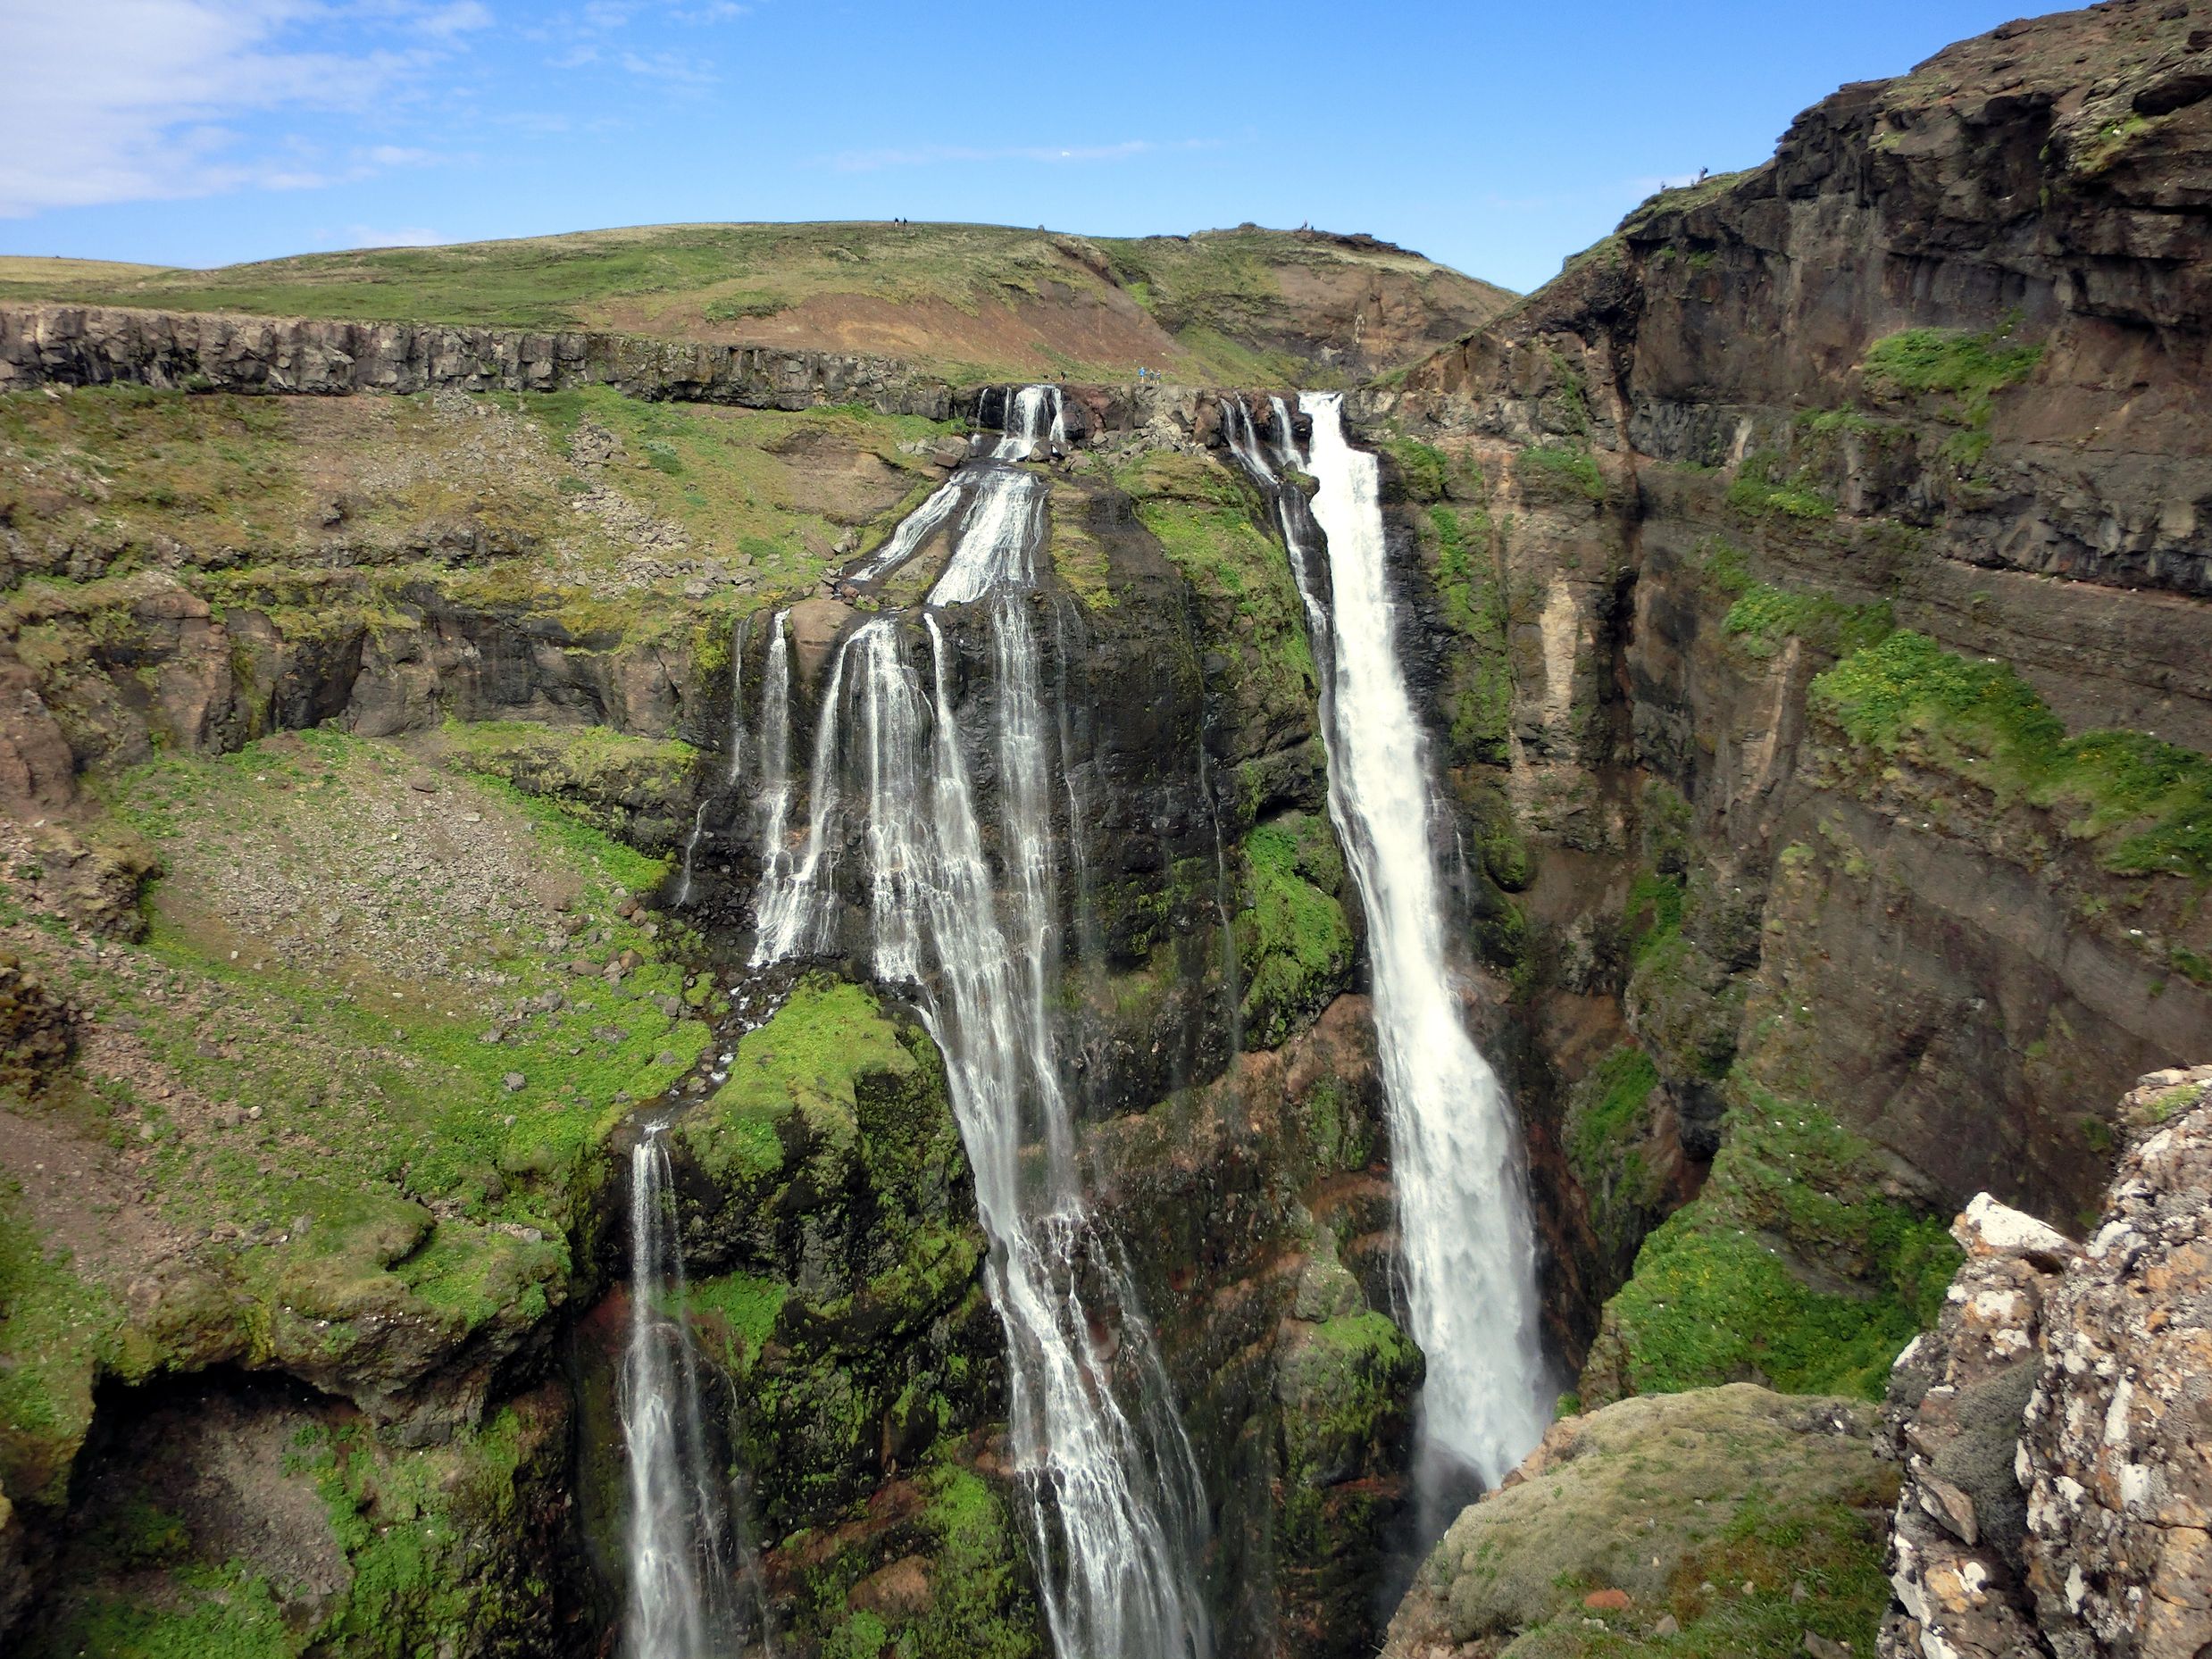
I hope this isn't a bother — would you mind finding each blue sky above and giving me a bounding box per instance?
[1,2,2064,294]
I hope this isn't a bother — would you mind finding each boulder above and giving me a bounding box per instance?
[785,596,854,690]
[1384,1383,1890,1657]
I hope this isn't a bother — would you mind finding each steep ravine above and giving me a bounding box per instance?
[0,4,2207,1656]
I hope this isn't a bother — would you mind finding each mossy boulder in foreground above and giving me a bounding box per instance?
[1384,1384,1897,1659]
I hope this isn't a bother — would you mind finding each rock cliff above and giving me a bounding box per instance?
[0,4,2207,1655]
[1353,0,2212,1388]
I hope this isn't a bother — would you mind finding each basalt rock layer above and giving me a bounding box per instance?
[1358,0,2212,1387]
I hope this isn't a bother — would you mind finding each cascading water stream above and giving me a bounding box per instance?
[622,1127,772,1658]
[1224,393,1550,1511]
[747,388,1212,1659]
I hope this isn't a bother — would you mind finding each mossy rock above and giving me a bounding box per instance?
[1395,1385,1896,1657]
[1276,1309,1423,1491]
[1577,1091,1959,1408]
[667,974,994,1532]
[1238,812,1355,1049]
[795,1460,1044,1659]
[680,975,918,1187]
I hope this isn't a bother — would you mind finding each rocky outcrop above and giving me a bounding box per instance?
[1882,1193,2075,1659]
[1882,1064,2212,1659]
[0,304,957,417]
[2021,1065,2212,1659]
[1383,1382,1896,1657]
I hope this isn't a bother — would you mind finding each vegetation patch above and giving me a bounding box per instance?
[1115,451,1316,734]
[1410,1384,1894,1659]
[1519,443,1606,502]
[1566,1046,1662,1205]
[1860,322,2044,427]
[0,1185,124,1506]
[1236,813,1354,1050]
[1725,451,1835,521]
[683,974,913,1182]
[1426,502,1513,766]
[1701,536,1893,661]
[1582,1091,1959,1405]
[1811,630,2212,880]
[0,726,713,1485]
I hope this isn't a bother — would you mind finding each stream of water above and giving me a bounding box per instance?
[747,385,1213,1659]
[1225,393,1550,1510]
[622,1127,772,1658]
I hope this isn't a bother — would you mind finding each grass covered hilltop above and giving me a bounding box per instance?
[0,221,1515,388]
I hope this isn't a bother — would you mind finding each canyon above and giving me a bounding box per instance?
[0,3,2208,1657]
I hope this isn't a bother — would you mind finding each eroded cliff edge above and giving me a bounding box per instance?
[1351,0,2211,1388]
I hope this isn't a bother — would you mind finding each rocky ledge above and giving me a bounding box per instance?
[0,303,959,418]
[1381,1063,2212,1659]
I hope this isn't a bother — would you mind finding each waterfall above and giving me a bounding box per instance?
[1229,392,1549,1500]
[622,1126,772,1658]
[992,382,1068,460]
[842,477,966,586]
[748,387,1212,1659]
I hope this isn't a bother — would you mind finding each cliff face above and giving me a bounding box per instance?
[0,5,2207,1655]
[1358,0,2212,1365]
[1378,1067,2212,1659]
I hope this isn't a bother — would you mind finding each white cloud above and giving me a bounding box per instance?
[360,143,440,166]
[0,1,479,216]
[417,0,491,36]
[617,47,714,83]
[822,138,1215,174]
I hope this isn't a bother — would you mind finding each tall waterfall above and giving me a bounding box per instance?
[622,1126,772,1658]
[750,389,1212,1659]
[1226,393,1549,1501]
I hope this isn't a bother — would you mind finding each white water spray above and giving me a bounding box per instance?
[749,388,1212,1659]
[1231,392,1549,1496]
[622,1127,771,1658]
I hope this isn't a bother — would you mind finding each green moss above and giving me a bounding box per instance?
[906,1466,1044,1659]
[1520,443,1605,501]
[431,720,698,841]
[1590,1093,1959,1404]
[1237,813,1355,1048]
[1625,871,1685,964]
[0,1184,122,1506]
[1569,1047,1660,1195]
[1114,450,1315,728]
[1428,504,1513,766]
[1726,452,1835,521]
[29,1563,295,1659]
[1724,586,1893,662]
[1278,1311,1423,1504]
[688,1271,789,1369]
[307,1408,542,1657]
[1861,323,2043,426]
[22,729,715,1431]
[1420,1384,1894,1659]
[1811,630,2212,880]
[684,975,913,1181]
[1381,437,1452,502]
